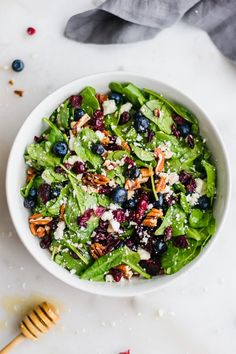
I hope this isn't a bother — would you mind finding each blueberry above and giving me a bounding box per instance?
[123,196,138,210]
[153,239,167,257]
[28,187,37,199]
[178,122,191,138]
[153,193,164,209]
[12,59,24,72]
[126,166,140,179]
[134,115,150,133]
[109,92,122,104]
[134,111,143,119]
[53,141,68,157]
[112,186,127,204]
[74,108,85,120]
[197,196,210,211]
[23,198,35,209]
[92,143,105,155]
[50,188,60,199]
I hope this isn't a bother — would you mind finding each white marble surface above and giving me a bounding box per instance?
[0,1,236,353]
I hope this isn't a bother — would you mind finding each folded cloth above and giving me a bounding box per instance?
[64,0,236,62]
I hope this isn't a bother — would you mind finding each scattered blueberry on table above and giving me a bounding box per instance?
[11,59,24,72]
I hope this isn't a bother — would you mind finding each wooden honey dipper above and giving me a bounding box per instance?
[0,302,60,353]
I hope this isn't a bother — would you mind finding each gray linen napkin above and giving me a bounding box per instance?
[64,0,236,62]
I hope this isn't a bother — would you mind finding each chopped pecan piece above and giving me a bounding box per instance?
[125,179,141,199]
[90,243,106,259]
[71,113,90,135]
[140,168,154,177]
[59,204,66,220]
[121,140,131,152]
[155,176,166,193]
[96,93,108,105]
[154,148,165,173]
[142,208,163,227]
[29,214,53,225]
[82,173,110,187]
[26,167,36,182]
[114,264,133,279]
[153,108,161,117]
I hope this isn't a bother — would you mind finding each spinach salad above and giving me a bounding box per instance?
[21,82,216,282]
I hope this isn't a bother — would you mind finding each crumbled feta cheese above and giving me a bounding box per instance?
[168,172,179,185]
[41,170,52,185]
[102,100,117,115]
[116,137,122,146]
[70,269,76,275]
[158,143,173,159]
[101,211,114,221]
[54,221,65,240]
[69,136,76,151]
[108,179,116,187]
[95,130,105,141]
[120,102,132,114]
[66,155,79,165]
[109,219,120,233]
[109,203,120,210]
[137,247,151,260]
[105,274,114,282]
[186,192,200,206]
[195,178,207,196]
[136,134,143,142]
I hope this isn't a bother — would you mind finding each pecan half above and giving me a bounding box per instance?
[82,172,110,187]
[90,243,106,259]
[142,208,163,227]
[71,113,91,135]
[29,213,53,238]
[154,148,165,173]
[125,179,141,199]
[155,176,166,192]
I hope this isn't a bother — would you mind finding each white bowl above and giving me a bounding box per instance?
[6,72,230,297]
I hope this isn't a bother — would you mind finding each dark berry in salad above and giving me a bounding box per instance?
[53,142,68,157]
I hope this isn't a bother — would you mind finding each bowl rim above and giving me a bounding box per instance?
[6,71,231,297]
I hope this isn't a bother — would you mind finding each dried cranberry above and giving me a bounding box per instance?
[147,130,155,142]
[49,218,59,231]
[40,235,52,249]
[70,251,80,259]
[77,209,94,227]
[113,209,126,223]
[98,185,113,195]
[92,232,108,244]
[164,226,173,241]
[72,161,86,174]
[110,268,123,282]
[126,237,138,251]
[172,114,185,125]
[106,237,121,253]
[119,112,131,125]
[27,27,36,35]
[99,220,109,230]
[38,183,51,204]
[171,124,181,138]
[119,350,130,354]
[70,95,82,108]
[34,135,44,143]
[92,109,104,131]
[94,206,105,217]
[186,178,196,193]
[179,170,191,185]
[139,259,161,276]
[174,235,189,249]
[165,195,177,207]
[186,134,195,148]
[107,143,123,151]
[124,156,134,167]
